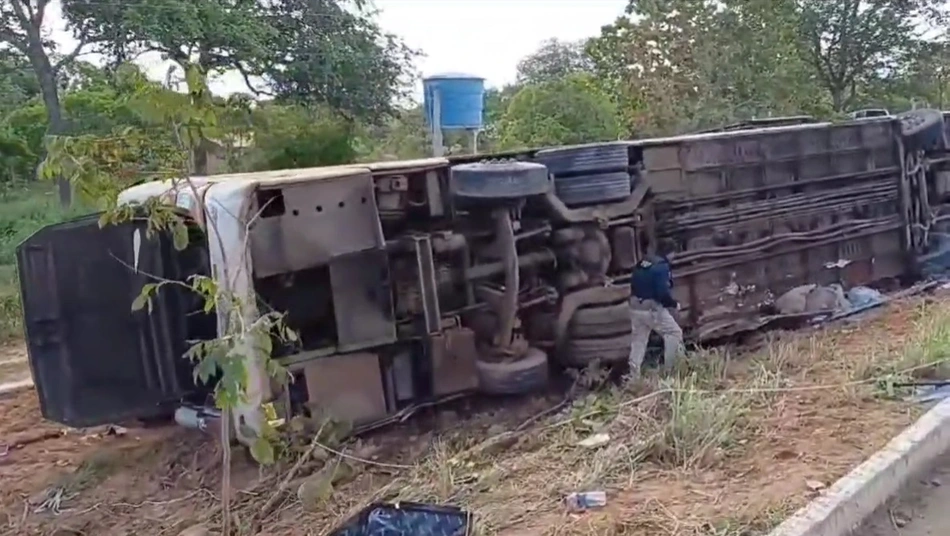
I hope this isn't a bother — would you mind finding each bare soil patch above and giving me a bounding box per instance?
[0,342,29,384]
[3,294,950,536]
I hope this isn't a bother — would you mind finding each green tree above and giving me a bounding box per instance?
[356,106,429,161]
[498,73,621,149]
[62,0,276,174]
[715,0,830,117]
[62,0,275,87]
[2,64,162,183]
[1,0,98,205]
[516,38,595,85]
[0,49,40,116]
[887,40,950,109]
[589,0,834,134]
[249,103,358,170]
[478,85,520,152]
[796,0,938,112]
[265,0,419,122]
[589,0,722,134]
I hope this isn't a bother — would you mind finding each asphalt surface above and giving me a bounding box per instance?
[858,452,950,535]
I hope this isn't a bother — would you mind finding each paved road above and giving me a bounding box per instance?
[859,452,950,535]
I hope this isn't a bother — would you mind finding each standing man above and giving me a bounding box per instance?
[628,247,684,377]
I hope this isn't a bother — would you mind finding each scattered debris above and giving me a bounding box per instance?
[806,283,850,313]
[576,433,610,449]
[805,480,826,492]
[106,425,127,437]
[774,284,817,315]
[565,491,608,511]
[889,508,911,528]
[775,283,850,315]
[846,286,884,309]
[3,429,65,454]
[905,384,950,404]
[176,524,210,536]
[297,461,357,510]
[327,502,471,536]
[32,487,77,515]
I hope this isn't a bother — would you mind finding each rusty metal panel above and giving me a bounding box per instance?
[642,145,680,171]
[249,171,384,278]
[647,169,687,197]
[762,131,802,160]
[801,128,830,155]
[830,125,862,150]
[860,121,893,148]
[686,171,722,197]
[682,140,725,171]
[648,118,910,341]
[303,352,388,424]
[329,249,397,351]
[430,327,480,396]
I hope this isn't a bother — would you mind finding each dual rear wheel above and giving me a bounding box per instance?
[449,147,635,395]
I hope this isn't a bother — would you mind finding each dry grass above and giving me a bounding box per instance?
[7,294,950,536]
[259,295,950,536]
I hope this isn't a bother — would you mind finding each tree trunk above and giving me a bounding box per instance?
[194,140,209,176]
[27,45,72,207]
[831,87,844,113]
[191,52,212,176]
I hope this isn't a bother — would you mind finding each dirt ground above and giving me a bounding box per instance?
[3,293,950,536]
[0,343,30,385]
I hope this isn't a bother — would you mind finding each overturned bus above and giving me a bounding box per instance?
[16,110,948,444]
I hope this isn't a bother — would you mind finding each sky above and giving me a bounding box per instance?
[45,0,628,99]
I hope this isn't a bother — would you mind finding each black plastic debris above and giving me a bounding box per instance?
[329,502,471,536]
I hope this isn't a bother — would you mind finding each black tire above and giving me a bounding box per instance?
[450,161,552,200]
[534,142,630,175]
[476,347,549,395]
[554,171,632,206]
[898,109,945,149]
[569,301,630,338]
[562,333,632,367]
[899,109,942,136]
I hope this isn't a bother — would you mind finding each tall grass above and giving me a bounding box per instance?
[0,183,89,340]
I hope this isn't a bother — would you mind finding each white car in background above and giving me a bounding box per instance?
[849,108,891,119]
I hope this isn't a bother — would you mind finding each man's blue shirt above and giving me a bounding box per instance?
[630,255,677,308]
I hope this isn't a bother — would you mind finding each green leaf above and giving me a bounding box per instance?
[193,353,218,385]
[131,292,149,312]
[265,359,288,381]
[256,332,273,356]
[172,221,189,251]
[284,326,298,342]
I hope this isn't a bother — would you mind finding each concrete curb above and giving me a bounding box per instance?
[768,397,950,536]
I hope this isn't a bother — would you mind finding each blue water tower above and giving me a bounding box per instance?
[422,73,485,156]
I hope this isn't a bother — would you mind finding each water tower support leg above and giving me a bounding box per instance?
[431,89,444,157]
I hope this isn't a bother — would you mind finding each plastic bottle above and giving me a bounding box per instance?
[565,491,607,511]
